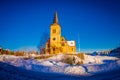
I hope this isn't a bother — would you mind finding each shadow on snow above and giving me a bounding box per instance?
[0,61,120,80]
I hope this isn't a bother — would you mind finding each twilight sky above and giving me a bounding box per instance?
[0,0,120,52]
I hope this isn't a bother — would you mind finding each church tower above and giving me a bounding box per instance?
[50,11,61,54]
[45,11,76,54]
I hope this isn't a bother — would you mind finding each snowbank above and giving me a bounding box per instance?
[0,54,120,76]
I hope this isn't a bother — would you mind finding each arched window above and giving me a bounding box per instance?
[53,37,56,41]
[53,48,55,51]
[61,43,65,46]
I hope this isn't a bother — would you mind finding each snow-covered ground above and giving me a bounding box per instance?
[0,54,120,80]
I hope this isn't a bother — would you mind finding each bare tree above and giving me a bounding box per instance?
[38,31,49,54]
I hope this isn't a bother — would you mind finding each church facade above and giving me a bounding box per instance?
[45,12,76,54]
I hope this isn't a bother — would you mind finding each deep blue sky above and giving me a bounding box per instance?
[0,0,120,52]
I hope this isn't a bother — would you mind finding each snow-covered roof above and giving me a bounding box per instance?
[67,41,75,46]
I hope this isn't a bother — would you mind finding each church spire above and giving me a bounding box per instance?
[53,11,58,24]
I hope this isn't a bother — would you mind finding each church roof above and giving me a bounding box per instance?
[53,11,58,24]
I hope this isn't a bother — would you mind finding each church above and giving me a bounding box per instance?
[45,11,76,54]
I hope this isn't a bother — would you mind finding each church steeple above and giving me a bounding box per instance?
[53,11,58,24]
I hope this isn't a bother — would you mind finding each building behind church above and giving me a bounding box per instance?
[45,12,76,54]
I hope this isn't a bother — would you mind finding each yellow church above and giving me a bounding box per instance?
[45,11,76,54]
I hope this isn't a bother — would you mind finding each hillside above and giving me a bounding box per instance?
[0,53,120,80]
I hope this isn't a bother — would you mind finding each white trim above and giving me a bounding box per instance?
[67,41,75,46]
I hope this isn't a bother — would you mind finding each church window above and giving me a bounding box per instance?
[53,37,56,41]
[71,48,73,51]
[62,38,64,41]
[53,48,55,51]
[61,43,65,46]
[53,29,56,33]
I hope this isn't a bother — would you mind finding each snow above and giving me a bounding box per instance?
[65,66,86,75]
[0,54,120,79]
[67,41,75,46]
